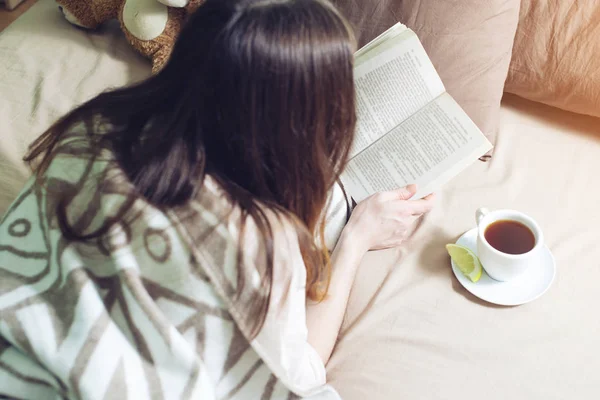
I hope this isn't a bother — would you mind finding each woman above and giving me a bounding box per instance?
[0,0,434,398]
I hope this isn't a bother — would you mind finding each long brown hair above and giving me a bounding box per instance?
[25,0,356,334]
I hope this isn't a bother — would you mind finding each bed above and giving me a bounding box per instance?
[1,2,599,399]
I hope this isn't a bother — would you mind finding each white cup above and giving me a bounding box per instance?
[476,208,544,281]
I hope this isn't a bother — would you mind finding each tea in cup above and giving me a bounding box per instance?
[476,208,544,281]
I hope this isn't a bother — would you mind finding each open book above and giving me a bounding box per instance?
[321,23,493,249]
[340,23,493,202]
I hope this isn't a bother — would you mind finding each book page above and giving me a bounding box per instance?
[350,29,446,158]
[341,92,492,202]
[354,23,409,61]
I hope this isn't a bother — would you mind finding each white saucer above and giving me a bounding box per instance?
[450,228,556,306]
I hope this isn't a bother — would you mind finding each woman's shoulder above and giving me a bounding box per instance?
[170,175,307,338]
[176,175,307,286]
[185,175,304,263]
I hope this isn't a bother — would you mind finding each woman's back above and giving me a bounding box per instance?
[0,135,340,399]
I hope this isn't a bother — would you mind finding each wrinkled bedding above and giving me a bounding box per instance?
[506,0,600,119]
[329,94,600,399]
[0,2,149,213]
[1,2,600,399]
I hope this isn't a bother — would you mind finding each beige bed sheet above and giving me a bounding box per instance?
[1,2,600,399]
[0,1,149,213]
[329,95,600,399]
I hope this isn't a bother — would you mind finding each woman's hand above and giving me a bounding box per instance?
[306,184,434,365]
[344,184,435,252]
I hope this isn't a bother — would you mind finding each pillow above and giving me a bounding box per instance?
[505,0,600,118]
[330,0,521,149]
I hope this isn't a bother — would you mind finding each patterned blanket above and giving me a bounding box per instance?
[0,143,339,399]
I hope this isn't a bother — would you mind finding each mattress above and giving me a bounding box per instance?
[1,2,599,399]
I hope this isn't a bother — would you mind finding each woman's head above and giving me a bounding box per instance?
[163,0,357,228]
[27,0,356,332]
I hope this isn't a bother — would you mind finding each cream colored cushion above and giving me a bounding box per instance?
[506,0,600,118]
[331,0,521,146]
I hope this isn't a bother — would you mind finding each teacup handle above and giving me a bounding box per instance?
[476,208,490,226]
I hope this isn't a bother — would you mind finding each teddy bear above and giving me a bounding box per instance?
[56,0,204,73]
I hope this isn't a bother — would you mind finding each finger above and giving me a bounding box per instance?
[379,184,418,201]
[423,193,436,201]
[406,197,435,215]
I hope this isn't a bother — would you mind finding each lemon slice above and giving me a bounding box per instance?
[446,244,483,282]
